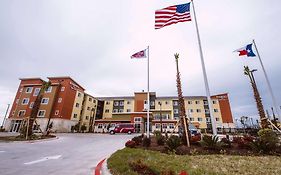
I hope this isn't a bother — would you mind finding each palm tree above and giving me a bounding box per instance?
[244,66,268,129]
[175,53,190,147]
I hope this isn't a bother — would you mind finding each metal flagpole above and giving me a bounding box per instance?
[252,39,280,122]
[147,46,150,138]
[191,0,217,135]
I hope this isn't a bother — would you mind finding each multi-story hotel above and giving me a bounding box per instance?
[4,77,235,134]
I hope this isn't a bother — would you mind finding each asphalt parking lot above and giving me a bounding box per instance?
[0,133,135,175]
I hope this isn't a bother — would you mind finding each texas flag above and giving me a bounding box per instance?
[130,49,147,59]
[234,43,256,57]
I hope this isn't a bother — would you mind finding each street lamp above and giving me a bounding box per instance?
[158,101,163,133]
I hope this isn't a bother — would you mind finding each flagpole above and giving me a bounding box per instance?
[191,0,217,135]
[252,39,280,122]
[147,46,150,138]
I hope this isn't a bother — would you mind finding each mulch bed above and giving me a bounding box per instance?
[0,135,56,142]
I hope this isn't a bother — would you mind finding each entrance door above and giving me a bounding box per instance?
[11,120,22,132]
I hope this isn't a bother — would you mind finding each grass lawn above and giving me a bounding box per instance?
[108,148,281,175]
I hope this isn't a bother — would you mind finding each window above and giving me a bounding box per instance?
[188,101,192,104]
[98,124,103,129]
[19,88,23,92]
[61,87,65,91]
[22,98,29,105]
[26,87,33,93]
[198,117,203,122]
[204,100,208,105]
[134,117,142,122]
[89,97,92,102]
[29,102,34,109]
[87,107,90,110]
[214,109,219,112]
[38,110,45,117]
[150,101,155,106]
[45,86,52,93]
[189,109,194,113]
[33,88,41,96]
[206,118,211,122]
[41,98,49,104]
[205,109,210,113]
[155,123,160,128]
[169,123,174,129]
[18,110,26,117]
[73,114,78,118]
[105,109,109,113]
[165,101,169,105]
[216,118,220,121]
[77,92,81,97]
[12,111,15,115]
[212,100,217,104]
[195,100,200,104]
[190,117,194,121]
[127,101,130,104]
[196,109,201,113]
[144,100,148,104]
[16,99,19,104]
[58,98,62,103]
[163,123,167,129]
[106,101,110,105]
[55,110,59,115]
[127,109,131,112]
[173,109,179,114]
[120,101,124,106]
[75,103,79,108]
[119,109,124,113]
[85,116,89,120]
[113,109,118,113]
[173,101,178,106]
[114,101,119,106]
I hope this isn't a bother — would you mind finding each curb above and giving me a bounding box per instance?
[13,136,59,144]
[94,158,106,175]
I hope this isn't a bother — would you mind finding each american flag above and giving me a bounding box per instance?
[155,3,191,30]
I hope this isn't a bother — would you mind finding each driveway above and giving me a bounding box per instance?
[0,133,135,175]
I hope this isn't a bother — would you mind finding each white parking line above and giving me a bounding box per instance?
[24,155,62,165]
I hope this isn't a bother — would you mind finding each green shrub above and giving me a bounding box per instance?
[166,135,181,151]
[125,140,136,148]
[156,135,166,145]
[221,137,231,148]
[81,124,87,133]
[250,129,279,153]
[154,130,162,137]
[200,135,223,150]
[142,136,151,147]
[132,135,143,145]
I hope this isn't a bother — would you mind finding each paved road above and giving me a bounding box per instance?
[0,133,135,175]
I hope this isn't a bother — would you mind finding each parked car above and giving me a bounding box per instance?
[109,123,135,134]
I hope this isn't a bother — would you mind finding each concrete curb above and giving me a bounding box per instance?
[13,136,59,143]
[94,158,112,175]
[101,159,112,175]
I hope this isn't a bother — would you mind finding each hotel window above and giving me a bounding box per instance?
[41,98,49,104]
[19,88,23,92]
[25,87,33,93]
[196,109,201,113]
[173,101,178,106]
[98,124,103,129]
[93,100,96,103]
[105,109,109,113]
[150,101,155,106]
[58,98,62,103]
[18,110,26,117]
[195,100,200,104]
[134,117,142,123]
[165,101,169,105]
[113,109,118,113]
[214,109,219,112]
[22,98,29,105]
[127,101,130,104]
[77,92,81,97]
[163,123,167,129]
[87,106,90,110]
[73,114,77,118]
[144,100,148,104]
[106,101,110,105]
[85,116,89,120]
[198,117,203,122]
[212,100,217,104]
[190,117,194,121]
[75,103,80,108]
[114,101,119,106]
[55,110,59,115]
[173,109,179,114]
[89,97,92,102]
[61,87,65,91]
[205,109,210,113]
[33,88,41,96]
[16,99,19,104]
[127,109,131,112]
[216,118,220,121]
[188,101,192,104]
[119,109,124,113]
[12,111,15,115]
[206,118,211,122]
[120,101,124,106]
[45,86,52,93]
[155,123,160,129]
[203,100,208,105]
[169,123,174,129]
[189,109,194,113]
[29,102,34,109]
[38,110,45,117]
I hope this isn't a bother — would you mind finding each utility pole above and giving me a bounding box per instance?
[1,104,10,128]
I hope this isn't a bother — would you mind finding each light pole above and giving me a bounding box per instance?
[89,108,95,133]
[158,102,163,133]
[1,104,10,128]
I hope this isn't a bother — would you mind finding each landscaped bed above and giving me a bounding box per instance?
[0,134,56,142]
[108,147,281,175]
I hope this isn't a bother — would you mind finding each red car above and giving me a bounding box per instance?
[109,123,135,134]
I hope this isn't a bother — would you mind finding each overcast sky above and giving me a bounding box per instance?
[1,0,281,126]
